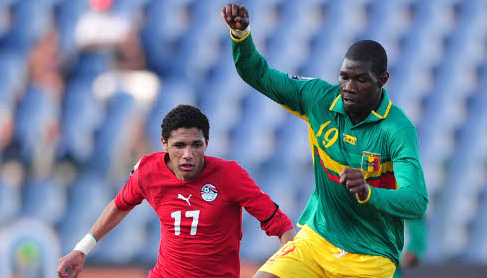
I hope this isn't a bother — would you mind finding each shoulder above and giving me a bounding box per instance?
[206,156,244,171]
[133,152,166,173]
[293,76,337,92]
[382,105,417,138]
[294,77,341,107]
[205,156,250,179]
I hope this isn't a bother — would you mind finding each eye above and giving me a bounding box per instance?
[174,143,185,148]
[193,142,203,148]
[357,77,367,83]
[340,74,349,80]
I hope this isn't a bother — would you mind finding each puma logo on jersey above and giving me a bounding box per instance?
[343,134,357,145]
[333,248,348,258]
[178,194,192,206]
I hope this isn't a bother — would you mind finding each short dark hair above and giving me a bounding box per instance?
[161,105,210,141]
[344,40,387,77]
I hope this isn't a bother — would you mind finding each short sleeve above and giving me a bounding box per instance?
[114,163,144,211]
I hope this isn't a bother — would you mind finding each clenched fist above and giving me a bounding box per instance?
[221,4,249,31]
[340,168,370,202]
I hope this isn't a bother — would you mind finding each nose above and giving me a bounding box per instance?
[343,80,357,94]
[183,146,193,159]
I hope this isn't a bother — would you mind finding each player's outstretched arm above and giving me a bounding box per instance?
[221,4,329,121]
[57,200,130,278]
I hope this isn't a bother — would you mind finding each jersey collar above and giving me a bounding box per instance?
[329,88,392,124]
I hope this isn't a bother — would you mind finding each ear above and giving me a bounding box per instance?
[378,71,389,88]
[205,139,209,151]
[161,137,168,151]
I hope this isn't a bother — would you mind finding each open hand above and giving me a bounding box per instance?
[221,4,249,31]
[57,251,86,278]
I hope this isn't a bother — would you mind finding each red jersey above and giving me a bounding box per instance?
[114,152,293,278]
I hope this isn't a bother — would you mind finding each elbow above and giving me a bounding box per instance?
[411,195,429,218]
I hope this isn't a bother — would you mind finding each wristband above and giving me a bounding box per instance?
[231,26,250,38]
[73,233,97,255]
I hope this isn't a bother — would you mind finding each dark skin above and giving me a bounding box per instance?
[402,252,419,267]
[339,59,389,125]
[222,5,390,277]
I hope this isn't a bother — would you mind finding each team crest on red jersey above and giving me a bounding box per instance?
[201,184,218,202]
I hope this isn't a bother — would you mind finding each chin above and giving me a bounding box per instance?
[182,173,196,180]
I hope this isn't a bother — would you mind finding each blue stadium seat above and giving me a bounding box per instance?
[13,86,57,163]
[0,178,21,226]
[58,80,102,163]
[0,50,26,107]
[57,171,110,254]
[145,79,197,151]
[87,92,137,174]
[0,0,52,53]
[55,0,89,55]
[22,178,66,225]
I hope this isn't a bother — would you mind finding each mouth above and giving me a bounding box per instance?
[342,96,358,106]
[180,163,194,171]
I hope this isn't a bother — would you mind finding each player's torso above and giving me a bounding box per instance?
[137,156,243,277]
[298,88,403,261]
[144,172,240,241]
[307,90,397,193]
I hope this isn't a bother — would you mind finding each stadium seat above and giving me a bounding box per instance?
[22,178,66,225]
[0,178,21,226]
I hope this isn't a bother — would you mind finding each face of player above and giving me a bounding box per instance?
[338,58,388,124]
[161,127,208,181]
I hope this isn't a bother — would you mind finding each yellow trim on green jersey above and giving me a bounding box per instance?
[357,185,372,204]
[230,29,251,43]
[372,100,392,119]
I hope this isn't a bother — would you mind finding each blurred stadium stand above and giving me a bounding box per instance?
[1,0,487,277]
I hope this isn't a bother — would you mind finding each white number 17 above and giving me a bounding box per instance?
[170,210,200,235]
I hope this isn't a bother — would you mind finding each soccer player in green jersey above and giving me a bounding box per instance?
[393,218,427,278]
[221,4,428,278]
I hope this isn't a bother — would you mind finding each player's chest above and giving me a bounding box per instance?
[308,112,391,170]
[147,181,236,228]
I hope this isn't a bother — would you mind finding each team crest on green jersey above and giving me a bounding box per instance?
[362,152,380,172]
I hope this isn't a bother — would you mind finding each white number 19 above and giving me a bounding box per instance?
[170,210,200,235]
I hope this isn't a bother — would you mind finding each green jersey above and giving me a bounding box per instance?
[393,218,427,278]
[232,32,428,265]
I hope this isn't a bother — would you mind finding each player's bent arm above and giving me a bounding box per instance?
[89,199,131,240]
[57,200,131,278]
[227,162,295,240]
[364,186,427,219]
[361,128,429,218]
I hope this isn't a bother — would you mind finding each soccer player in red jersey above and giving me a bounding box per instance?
[57,105,296,278]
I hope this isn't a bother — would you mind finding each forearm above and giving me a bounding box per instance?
[260,208,294,238]
[232,32,308,110]
[366,186,428,219]
[89,200,130,241]
[232,32,280,101]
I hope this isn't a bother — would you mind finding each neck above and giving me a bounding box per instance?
[164,154,206,181]
[349,89,383,125]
